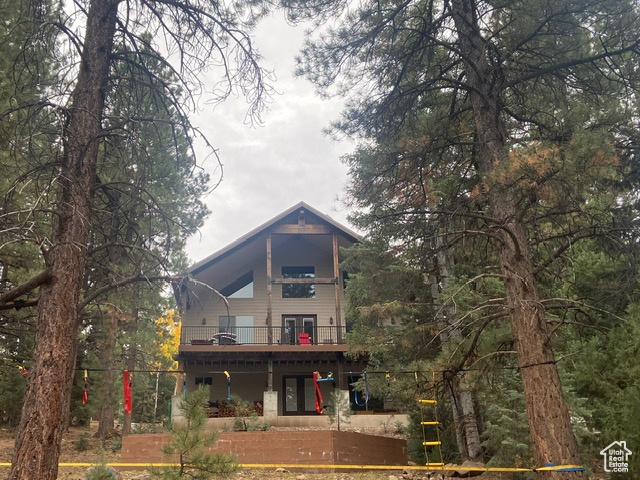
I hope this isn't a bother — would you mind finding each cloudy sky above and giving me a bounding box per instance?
[186,12,358,263]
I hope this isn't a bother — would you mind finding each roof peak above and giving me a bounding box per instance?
[189,201,360,274]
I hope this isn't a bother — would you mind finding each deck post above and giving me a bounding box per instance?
[333,232,343,342]
[267,233,273,345]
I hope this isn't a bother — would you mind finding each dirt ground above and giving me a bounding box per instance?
[0,426,506,480]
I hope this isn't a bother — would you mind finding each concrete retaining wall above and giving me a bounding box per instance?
[197,413,408,430]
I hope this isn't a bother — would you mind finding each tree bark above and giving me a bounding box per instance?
[430,272,483,462]
[456,377,482,461]
[450,0,582,476]
[96,308,119,441]
[429,221,483,462]
[122,283,140,435]
[10,2,118,479]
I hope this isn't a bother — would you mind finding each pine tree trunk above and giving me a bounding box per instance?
[457,379,482,461]
[450,0,582,476]
[446,384,469,461]
[9,2,118,479]
[495,210,581,476]
[122,283,140,435]
[97,309,119,441]
[430,235,483,462]
[97,189,124,441]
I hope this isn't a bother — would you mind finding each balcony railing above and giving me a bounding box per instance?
[180,325,347,346]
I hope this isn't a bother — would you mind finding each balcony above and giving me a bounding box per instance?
[180,325,347,346]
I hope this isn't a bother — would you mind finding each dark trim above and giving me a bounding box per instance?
[220,271,253,297]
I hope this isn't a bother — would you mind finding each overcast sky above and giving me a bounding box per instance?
[185,12,357,263]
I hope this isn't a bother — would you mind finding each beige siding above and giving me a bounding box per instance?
[272,235,339,330]
[183,233,346,340]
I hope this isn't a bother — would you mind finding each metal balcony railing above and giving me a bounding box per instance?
[180,325,347,346]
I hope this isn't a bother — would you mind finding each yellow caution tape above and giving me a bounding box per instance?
[0,462,585,472]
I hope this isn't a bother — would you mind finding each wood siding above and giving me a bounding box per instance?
[183,233,345,339]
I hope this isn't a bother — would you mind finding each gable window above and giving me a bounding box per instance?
[282,266,315,298]
[220,271,253,298]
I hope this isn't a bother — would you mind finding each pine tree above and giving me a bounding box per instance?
[3,0,269,477]
[152,386,237,480]
[277,0,640,474]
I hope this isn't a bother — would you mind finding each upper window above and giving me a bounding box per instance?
[221,271,253,298]
[282,266,315,298]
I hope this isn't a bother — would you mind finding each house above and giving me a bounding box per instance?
[175,202,368,421]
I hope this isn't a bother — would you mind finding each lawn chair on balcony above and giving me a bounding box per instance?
[298,333,311,345]
[211,332,238,345]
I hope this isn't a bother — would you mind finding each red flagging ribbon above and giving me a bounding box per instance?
[313,371,324,414]
[82,369,88,405]
[123,370,132,414]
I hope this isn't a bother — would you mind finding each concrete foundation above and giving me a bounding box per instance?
[263,391,278,418]
[170,395,184,419]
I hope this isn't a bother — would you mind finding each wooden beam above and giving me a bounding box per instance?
[337,353,345,390]
[333,232,343,342]
[270,224,333,235]
[266,233,273,347]
[270,277,337,285]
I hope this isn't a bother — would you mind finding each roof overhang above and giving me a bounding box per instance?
[189,201,361,276]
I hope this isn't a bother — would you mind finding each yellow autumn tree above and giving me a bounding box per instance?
[155,309,181,370]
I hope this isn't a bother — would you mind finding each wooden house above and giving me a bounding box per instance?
[175,202,365,418]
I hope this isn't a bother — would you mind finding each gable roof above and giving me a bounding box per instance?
[189,201,361,275]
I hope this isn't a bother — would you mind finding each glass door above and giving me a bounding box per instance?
[283,317,297,345]
[282,375,316,415]
[284,377,298,413]
[282,315,317,344]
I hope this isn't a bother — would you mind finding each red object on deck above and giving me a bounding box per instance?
[313,371,324,414]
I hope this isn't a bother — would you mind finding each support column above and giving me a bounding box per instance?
[337,353,345,390]
[264,356,277,418]
[266,234,274,393]
[263,390,278,418]
[267,233,273,345]
[332,232,342,342]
